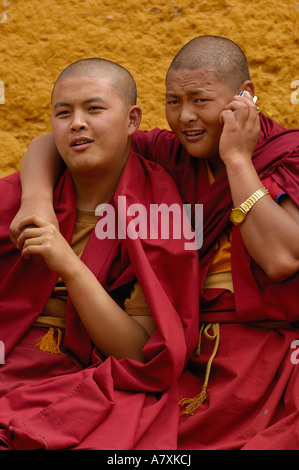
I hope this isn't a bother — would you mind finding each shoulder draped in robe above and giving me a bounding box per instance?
[0,149,200,450]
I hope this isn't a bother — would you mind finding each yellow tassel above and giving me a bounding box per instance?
[35,327,66,356]
[257,106,273,118]
[179,385,207,415]
[195,323,205,356]
[180,323,220,415]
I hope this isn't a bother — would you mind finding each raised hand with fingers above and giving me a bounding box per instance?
[17,215,78,277]
[219,90,260,167]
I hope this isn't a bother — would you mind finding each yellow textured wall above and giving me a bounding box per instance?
[0,0,298,177]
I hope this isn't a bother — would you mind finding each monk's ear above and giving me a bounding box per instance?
[128,105,142,136]
[238,80,255,99]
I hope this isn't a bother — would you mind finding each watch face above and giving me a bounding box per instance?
[230,208,246,225]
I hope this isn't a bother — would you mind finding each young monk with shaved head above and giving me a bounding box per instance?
[8,36,299,449]
[0,58,199,450]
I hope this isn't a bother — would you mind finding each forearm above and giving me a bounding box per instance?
[9,135,63,240]
[226,158,299,280]
[219,94,299,280]
[20,134,63,199]
[62,259,150,362]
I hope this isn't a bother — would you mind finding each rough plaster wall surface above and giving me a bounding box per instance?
[0,0,298,177]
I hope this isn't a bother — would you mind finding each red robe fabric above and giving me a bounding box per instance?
[133,114,299,450]
[0,149,200,450]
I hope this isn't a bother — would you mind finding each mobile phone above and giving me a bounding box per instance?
[239,90,258,102]
[233,91,257,116]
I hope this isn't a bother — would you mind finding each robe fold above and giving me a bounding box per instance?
[132,113,299,449]
[0,149,200,450]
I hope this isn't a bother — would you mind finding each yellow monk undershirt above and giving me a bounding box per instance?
[203,161,234,292]
[180,163,234,414]
[35,208,151,330]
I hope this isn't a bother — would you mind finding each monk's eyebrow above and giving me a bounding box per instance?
[53,101,70,110]
[53,97,106,110]
[83,97,107,105]
[166,89,213,98]
[189,90,205,96]
[187,89,215,97]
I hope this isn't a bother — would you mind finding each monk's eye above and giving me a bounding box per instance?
[167,100,180,105]
[56,110,70,117]
[88,106,105,112]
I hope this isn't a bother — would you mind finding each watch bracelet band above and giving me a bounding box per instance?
[239,187,269,213]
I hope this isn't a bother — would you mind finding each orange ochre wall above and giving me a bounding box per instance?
[0,0,298,177]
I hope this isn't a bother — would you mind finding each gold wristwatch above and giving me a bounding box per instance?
[230,187,269,225]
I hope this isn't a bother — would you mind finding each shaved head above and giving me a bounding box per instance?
[167,36,250,92]
[53,58,137,106]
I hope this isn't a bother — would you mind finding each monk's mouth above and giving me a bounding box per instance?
[184,130,206,140]
[71,140,93,147]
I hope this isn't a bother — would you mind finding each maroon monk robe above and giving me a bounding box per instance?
[132,114,299,449]
[0,149,200,450]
